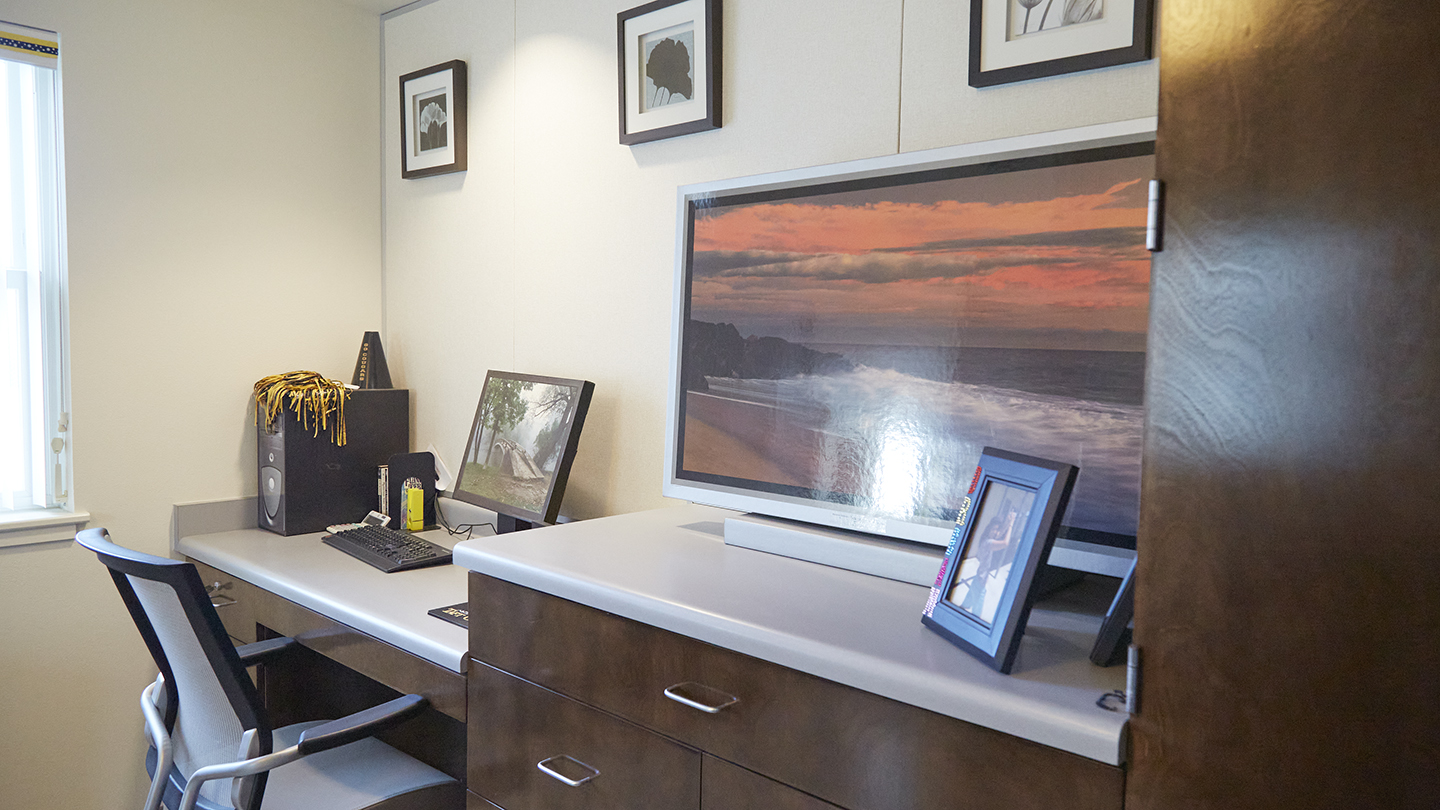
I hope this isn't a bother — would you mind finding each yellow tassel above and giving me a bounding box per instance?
[252,371,350,446]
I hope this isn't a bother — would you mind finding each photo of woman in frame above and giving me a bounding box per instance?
[945,481,1037,625]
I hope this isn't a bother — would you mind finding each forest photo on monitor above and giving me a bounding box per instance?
[457,373,587,520]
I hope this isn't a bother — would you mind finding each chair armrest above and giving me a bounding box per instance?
[297,694,429,755]
[177,694,430,810]
[235,636,298,667]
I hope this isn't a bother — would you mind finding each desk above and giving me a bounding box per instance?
[176,498,1128,810]
[173,496,475,779]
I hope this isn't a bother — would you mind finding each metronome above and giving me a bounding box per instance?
[352,331,393,389]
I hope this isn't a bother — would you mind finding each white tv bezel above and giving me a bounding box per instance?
[663,117,1158,549]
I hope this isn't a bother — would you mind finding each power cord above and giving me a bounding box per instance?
[434,494,494,541]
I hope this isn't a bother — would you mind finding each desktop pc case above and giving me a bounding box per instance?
[257,388,409,535]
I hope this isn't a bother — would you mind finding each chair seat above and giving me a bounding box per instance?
[259,721,462,810]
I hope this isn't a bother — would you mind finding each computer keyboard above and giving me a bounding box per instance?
[322,524,453,573]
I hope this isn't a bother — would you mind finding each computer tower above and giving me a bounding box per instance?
[257,388,409,535]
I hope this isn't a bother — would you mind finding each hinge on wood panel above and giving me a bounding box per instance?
[1146,180,1164,252]
[1096,644,1141,714]
[1126,644,1140,714]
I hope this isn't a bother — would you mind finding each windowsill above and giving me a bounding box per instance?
[0,508,90,548]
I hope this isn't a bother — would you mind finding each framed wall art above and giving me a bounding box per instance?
[921,448,1078,674]
[400,59,467,179]
[617,0,721,145]
[968,0,1154,87]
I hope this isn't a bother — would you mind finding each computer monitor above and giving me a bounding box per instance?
[451,370,594,532]
[663,120,1154,566]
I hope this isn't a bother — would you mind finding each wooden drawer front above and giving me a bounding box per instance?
[467,789,504,810]
[702,756,842,810]
[191,560,261,644]
[467,660,701,810]
[470,573,1123,810]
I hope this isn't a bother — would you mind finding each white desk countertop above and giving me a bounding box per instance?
[453,504,1129,766]
[175,498,471,674]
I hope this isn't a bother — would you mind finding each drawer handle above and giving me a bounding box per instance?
[537,755,599,787]
[205,582,238,608]
[663,682,739,714]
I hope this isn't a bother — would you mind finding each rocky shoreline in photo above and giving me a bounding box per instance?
[683,320,854,391]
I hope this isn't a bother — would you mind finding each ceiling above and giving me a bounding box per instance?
[327,0,416,15]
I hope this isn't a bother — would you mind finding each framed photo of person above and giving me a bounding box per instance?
[968,0,1155,88]
[617,0,721,145]
[400,60,467,179]
[922,447,1078,674]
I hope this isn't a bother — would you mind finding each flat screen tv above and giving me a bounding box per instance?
[452,370,594,529]
[664,119,1155,551]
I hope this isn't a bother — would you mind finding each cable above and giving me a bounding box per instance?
[434,495,494,541]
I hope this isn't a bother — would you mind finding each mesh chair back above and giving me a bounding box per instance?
[78,529,273,810]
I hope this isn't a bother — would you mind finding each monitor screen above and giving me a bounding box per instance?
[452,370,594,526]
[664,121,1155,549]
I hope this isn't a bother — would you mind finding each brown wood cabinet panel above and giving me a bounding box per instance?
[467,660,701,810]
[470,573,1122,810]
[702,756,843,810]
[1133,0,1440,807]
[467,790,504,810]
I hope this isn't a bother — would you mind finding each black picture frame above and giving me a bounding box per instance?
[921,447,1078,674]
[400,60,467,179]
[1089,555,1136,666]
[968,0,1154,88]
[617,0,721,145]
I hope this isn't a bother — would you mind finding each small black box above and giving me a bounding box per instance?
[257,388,409,535]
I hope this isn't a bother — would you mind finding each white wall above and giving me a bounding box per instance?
[382,0,1159,521]
[0,1,381,807]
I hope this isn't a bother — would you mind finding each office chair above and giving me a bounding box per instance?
[77,528,463,810]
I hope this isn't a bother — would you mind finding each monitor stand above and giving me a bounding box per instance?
[723,512,1137,584]
[496,514,535,534]
[723,513,944,586]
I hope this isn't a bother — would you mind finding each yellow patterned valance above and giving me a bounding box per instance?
[0,21,58,68]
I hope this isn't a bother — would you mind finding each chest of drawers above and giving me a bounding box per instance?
[465,572,1123,810]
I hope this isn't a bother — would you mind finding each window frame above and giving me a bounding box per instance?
[0,25,83,546]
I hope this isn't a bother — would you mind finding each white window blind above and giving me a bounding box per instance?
[0,21,67,515]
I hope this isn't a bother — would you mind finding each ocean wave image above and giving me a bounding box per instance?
[682,358,1142,537]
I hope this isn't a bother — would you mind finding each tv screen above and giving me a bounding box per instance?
[452,370,594,526]
[664,120,1155,548]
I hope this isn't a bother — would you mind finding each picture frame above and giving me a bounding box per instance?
[921,447,1078,674]
[617,0,721,145]
[1089,555,1136,666]
[400,60,467,179]
[968,0,1154,88]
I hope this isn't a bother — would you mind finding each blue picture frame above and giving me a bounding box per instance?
[921,447,1078,674]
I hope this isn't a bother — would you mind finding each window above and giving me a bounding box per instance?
[0,23,68,519]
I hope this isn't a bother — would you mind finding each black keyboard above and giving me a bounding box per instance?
[322,525,453,573]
